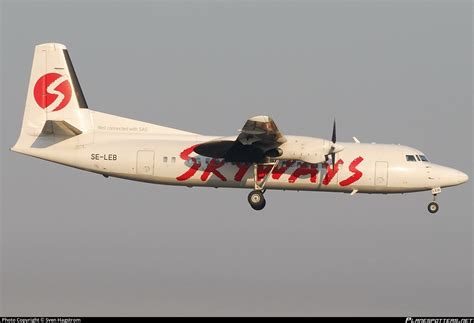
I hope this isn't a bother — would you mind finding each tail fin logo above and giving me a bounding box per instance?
[33,73,72,111]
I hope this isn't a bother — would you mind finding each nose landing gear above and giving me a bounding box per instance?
[428,201,439,213]
[428,187,441,214]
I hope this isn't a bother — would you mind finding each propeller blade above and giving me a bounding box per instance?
[331,119,336,144]
[326,118,342,167]
[331,119,336,167]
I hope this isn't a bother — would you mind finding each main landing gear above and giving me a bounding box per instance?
[248,190,266,210]
[428,187,441,214]
[247,161,279,211]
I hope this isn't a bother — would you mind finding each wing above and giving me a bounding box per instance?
[236,116,286,145]
[194,116,286,163]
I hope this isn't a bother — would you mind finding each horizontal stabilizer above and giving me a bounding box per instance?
[40,120,82,137]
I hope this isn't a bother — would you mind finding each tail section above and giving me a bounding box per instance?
[13,43,92,151]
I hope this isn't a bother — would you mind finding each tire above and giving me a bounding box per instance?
[248,190,266,210]
[428,202,439,214]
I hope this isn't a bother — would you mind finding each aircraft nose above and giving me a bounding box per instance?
[432,165,469,188]
[457,171,469,184]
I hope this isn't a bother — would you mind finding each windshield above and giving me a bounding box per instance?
[406,154,429,162]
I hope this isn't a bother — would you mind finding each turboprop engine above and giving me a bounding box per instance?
[265,120,344,165]
[268,136,344,164]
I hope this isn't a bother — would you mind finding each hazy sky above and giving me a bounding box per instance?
[1,0,472,316]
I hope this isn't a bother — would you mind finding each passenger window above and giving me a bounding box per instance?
[405,155,416,162]
[171,157,176,163]
[163,156,168,163]
[420,155,429,162]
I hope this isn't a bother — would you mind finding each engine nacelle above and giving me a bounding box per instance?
[274,136,333,164]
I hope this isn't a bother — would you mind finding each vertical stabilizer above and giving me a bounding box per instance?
[13,43,92,150]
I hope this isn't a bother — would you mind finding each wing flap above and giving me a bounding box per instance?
[193,140,235,158]
[194,140,265,162]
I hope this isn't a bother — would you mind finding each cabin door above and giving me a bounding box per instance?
[375,161,388,187]
[137,150,155,175]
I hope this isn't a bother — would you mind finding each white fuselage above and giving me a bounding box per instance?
[14,111,467,195]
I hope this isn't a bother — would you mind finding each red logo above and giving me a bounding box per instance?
[176,144,365,186]
[33,73,72,111]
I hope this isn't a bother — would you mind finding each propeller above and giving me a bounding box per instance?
[331,119,336,144]
[330,119,336,167]
[326,119,343,167]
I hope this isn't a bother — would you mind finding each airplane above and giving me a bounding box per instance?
[11,43,469,213]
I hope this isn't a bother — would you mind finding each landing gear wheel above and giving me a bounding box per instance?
[248,190,266,211]
[428,201,439,214]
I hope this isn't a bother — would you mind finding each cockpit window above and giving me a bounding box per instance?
[419,155,429,162]
[406,155,416,162]
[415,155,421,161]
